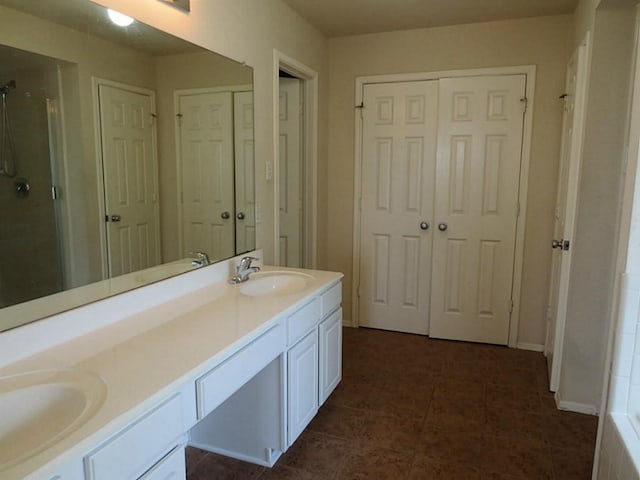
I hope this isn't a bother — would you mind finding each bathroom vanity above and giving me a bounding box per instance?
[0,256,342,479]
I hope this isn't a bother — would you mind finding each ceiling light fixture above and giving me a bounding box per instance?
[107,9,134,27]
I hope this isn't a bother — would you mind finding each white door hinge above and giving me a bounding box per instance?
[509,300,514,314]
[520,97,528,113]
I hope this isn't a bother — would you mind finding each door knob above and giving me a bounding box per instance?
[221,211,230,219]
[420,221,430,231]
[438,222,448,232]
[110,214,121,222]
[552,239,570,250]
[236,212,245,220]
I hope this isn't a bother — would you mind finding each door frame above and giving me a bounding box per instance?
[92,78,160,280]
[546,33,591,392]
[351,65,536,347]
[173,84,252,257]
[273,50,318,268]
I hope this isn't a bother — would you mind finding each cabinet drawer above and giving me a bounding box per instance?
[196,322,284,419]
[139,446,185,480]
[320,282,341,318]
[85,394,184,480]
[287,298,320,346]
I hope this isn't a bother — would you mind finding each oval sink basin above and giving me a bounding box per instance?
[240,271,314,297]
[0,369,107,470]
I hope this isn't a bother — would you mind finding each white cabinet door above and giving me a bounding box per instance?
[287,329,318,446]
[319,308,342,406]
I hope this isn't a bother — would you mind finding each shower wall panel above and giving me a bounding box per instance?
[0,69,61,308]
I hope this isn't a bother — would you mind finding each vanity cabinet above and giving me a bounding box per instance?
[189,321,286,467]
[286,281,342,446]
[84,393,188,480]
[7,267,343,480]
[194,322,285,419]
[190,280,343,455]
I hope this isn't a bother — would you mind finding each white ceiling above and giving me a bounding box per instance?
[281,0,580,37]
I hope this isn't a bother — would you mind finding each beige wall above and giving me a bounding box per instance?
[327,15,574,345]
[563,3,636,411]
[94,0,330,267]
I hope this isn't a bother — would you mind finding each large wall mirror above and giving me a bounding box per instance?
[0,0,255,331]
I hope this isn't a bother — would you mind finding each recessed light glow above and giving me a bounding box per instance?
[107,9,134,27]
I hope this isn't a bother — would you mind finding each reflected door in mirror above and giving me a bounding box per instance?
[234,91,256,254]
[98,83,161,277]
[178,91,235,263]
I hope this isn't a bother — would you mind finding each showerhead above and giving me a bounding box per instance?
[0,80,16,95]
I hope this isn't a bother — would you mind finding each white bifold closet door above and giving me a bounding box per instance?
[178,91,235,263]
[359,80,438,335]
[234,90,256,255]
[359,75,526,345]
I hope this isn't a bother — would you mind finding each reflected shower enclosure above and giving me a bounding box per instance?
[0,46,65,308]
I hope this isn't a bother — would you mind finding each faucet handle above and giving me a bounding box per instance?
[238,256,260,271]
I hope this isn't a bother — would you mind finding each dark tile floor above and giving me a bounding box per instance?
[186,327,598,480]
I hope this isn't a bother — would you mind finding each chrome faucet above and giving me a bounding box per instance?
[190,251,210,267]
[230,256,260,284]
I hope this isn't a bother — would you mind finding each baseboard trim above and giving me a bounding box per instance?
[555,392,599,415]
[516,342,544,352]
[342,318,354,328]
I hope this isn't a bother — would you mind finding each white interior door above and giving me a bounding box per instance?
[234,90,255,254]
[98,83,160,277]
[278,77,303,267]
[358,80,438,335]
[177,91,234,262]
[546,42,589,391]
[429,75,526,345]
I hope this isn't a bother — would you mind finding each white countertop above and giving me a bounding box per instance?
[0,263,342,480]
